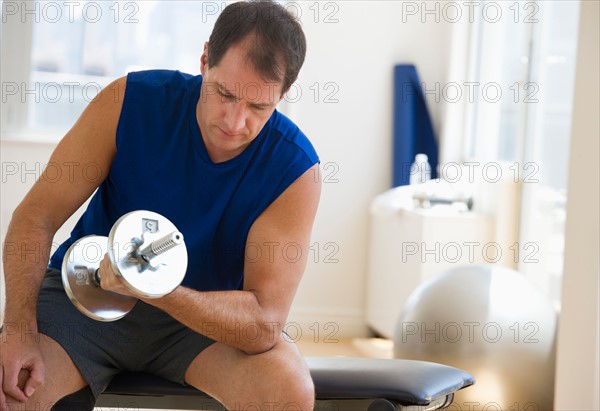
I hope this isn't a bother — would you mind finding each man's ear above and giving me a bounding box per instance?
[200,42,209,75]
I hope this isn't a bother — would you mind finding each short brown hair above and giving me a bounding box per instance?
[207,0,306,95]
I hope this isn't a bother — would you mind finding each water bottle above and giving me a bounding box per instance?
[409,153,431,185]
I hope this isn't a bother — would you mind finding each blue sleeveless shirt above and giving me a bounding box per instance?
[49,70,320,291]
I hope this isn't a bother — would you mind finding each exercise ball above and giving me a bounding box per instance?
[394,265,557,411]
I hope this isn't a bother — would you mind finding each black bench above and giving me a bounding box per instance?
[95,357,475,410]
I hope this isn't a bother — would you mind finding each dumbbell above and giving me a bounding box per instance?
[61,210,188,321]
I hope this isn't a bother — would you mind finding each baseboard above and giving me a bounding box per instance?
[286,306,370,339]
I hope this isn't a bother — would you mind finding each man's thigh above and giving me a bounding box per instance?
[184,334,314,410]
[35,268,216,399]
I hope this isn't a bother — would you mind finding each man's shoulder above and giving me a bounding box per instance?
[268,110,319,163]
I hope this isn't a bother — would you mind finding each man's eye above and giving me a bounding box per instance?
[218,91,236,101]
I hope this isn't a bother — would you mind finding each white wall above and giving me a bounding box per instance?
[0,141,91,322]
[1,2,455,337]
[283,1,453,336]
[554,0,600,408]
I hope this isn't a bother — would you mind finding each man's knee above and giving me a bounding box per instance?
[5,394,53,411]
[4,370,50,411]
[277,378,315,411]
[4,390,93,411]
[254,340,315,410]
[4,370,92,411]
[277,358,315,410]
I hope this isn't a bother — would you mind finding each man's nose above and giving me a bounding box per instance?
[223,103,246,134]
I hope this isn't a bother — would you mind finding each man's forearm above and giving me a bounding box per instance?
[143,286,283,354]
[2,209,55,327]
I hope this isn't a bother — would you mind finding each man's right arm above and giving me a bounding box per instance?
[0,76,127,405]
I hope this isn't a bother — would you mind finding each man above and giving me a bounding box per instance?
[0,1,320,410]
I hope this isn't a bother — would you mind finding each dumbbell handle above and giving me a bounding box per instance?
[93,268,103,286]
[138,231,183,263]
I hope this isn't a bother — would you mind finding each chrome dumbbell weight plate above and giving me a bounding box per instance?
[62,210,188,322]
[108,210,188,299]
[62,235,138,321]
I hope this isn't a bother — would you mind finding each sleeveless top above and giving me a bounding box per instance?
[49,70,319,291]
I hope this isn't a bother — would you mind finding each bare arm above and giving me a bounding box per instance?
[2,77,125,325]
[141,164,322,354]
[1,77,126,404]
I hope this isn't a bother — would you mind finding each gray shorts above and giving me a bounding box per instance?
[37,268,216,399]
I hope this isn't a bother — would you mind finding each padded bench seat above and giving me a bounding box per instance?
[96,357,475,410]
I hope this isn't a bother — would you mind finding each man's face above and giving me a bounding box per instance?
[197,40,284,163]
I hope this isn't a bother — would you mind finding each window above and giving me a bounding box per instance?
[464,0,580,308]
[2,1,218,141]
